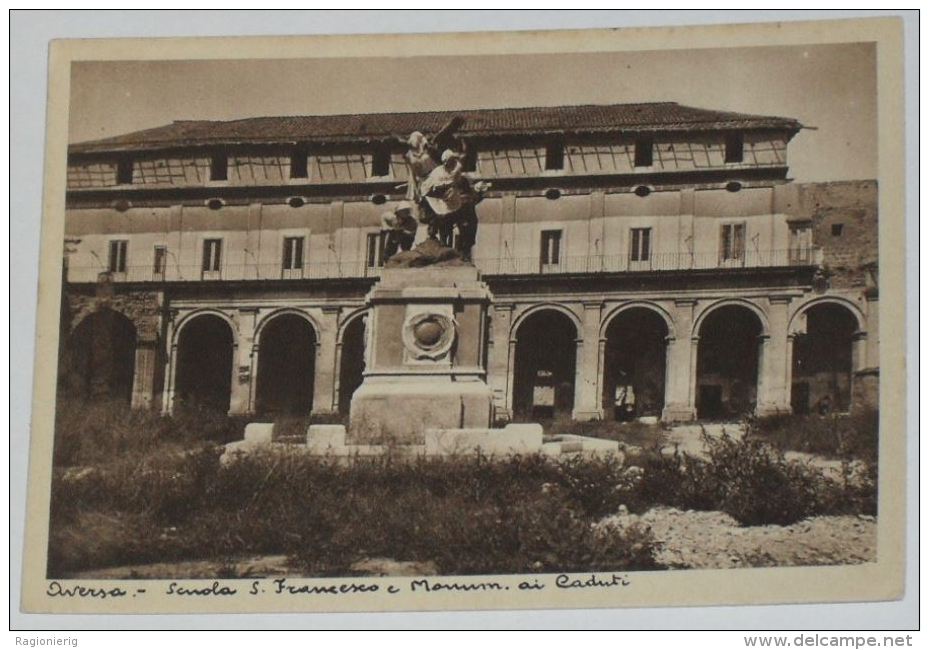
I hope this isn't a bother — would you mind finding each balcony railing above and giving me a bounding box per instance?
[66,247,820,284]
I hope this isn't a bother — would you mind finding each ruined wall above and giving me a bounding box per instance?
[795,180,878,290]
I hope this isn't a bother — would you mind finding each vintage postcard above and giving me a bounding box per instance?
[21,16,907,615]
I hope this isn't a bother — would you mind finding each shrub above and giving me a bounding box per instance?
[753,409,879,461]
[48,449,660,577]
[634,432,875,526]
[52,398,245,467]
[701,433,825,526]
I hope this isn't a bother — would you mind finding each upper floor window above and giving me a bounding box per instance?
[544,140,565,171]
[290,146,309,179]
[202,238,223,272]
[371,146,391,177]
[630,227,651,262]
[540,229,562,266]
[634,136,654,167]
[831,223,844,236]
[210,153,228,181]
[720,223,746,262]
[366,232,385,268]
[116,159,133,185]
[108,240,128,273]
[789,224,813,265]
[153,245,167,275]
[282,236,305,270]
[725,132,744,163]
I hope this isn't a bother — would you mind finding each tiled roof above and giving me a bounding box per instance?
[70,102,802,154]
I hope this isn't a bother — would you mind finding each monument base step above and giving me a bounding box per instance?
[221,422,623,463]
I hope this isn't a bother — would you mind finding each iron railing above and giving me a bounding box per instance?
[66,247,820,284]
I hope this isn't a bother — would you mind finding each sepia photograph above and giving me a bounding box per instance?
[18,14,908,617]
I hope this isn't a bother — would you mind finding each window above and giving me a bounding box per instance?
[116,159,133,184]
[282,236,305,270]
[720,223,746,261]
[153,245,167,275]
[540,230,562,266]
[108,240,128,273]
[789,225,813,264]
[371,146,391,177]
[210,153,228,181]
[544,140,564,170]
[831,223,844,236]
[634,136,653,167]
[202,239,222,272]
[725,133,744,163]
[366,232,385,268]
[290,146,308,179]
[630,228,651,262]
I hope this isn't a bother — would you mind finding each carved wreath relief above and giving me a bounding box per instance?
[401,310,456,361]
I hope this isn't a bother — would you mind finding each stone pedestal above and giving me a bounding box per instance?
[348,265,494,444]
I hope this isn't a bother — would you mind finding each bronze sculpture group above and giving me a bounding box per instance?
[380,118,489,263]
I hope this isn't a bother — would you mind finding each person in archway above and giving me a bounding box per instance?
[380,202,418,260]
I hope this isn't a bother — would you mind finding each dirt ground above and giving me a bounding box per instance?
[597,506,876,569]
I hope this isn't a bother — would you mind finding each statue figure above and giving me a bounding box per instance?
[380,202,418,260]
[394,117,489,264]
[420,149,490,262]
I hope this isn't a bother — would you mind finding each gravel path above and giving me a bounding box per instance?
[598,507,876,569]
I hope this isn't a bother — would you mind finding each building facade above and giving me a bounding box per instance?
[59,102,879,423]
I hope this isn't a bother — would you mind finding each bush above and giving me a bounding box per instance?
[753,409,879,461]
[635,431,875,526]
[701,434,826,526]
[52,398,245,466]
[48,449,659,577]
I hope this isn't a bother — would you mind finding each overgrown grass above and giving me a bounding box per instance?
[48,402,878,577]
[53,398,247,467]
[753,409,879,462]
[541,414,666,449]
[49,449,657,577]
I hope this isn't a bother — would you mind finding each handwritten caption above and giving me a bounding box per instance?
[46,573,631,601]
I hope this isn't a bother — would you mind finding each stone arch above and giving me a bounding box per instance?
[337,306,369,343]
[788,295,866,335]
[695,302,766,419]
[173,308,238,346]
[254,307,321,345]
[70,304,136,336]
[67,291,162,344]
[337,309,369,416]
[63,307,138,404]
[509,302,582,342]
[173,312,236,412]
[692,297,770,340]
[601,306,671,420]
[254,311,318,415]
[511,307,579,420]
[789,299,862,414]
[600,300,677,340]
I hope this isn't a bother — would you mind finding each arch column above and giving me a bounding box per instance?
[229,308,256,415]
[131,340,158,410]
[756,297,792,417]
[161,310,179,415]
[312,306,341,417]
[488,303,515,422]
[573,301,603,421]
[505,337,517,417]
[662,299,696,421]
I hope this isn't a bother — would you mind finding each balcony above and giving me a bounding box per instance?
[65,247,820,284]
